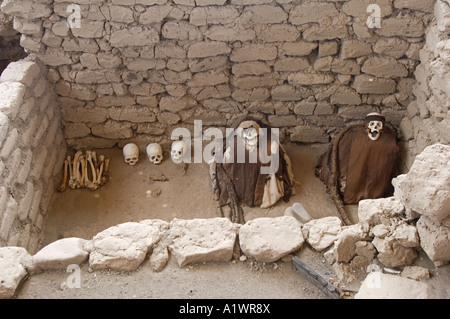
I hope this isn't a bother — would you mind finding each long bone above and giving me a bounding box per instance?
[100,155,110,186]
[78,154,86,189]
[69,151,82,189]
[84,150,98,190]
[95,154,105,187]
[57,156,70,192]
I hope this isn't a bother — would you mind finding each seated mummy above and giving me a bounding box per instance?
[316,112,400,205]
[213,117,295,210]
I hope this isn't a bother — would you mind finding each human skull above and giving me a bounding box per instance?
[365,112,385,141]
[146,143,163,165]
[123,143,139,166]
[171,140,186,164]
[242,126,259,148]
[237,119,262,152]
[367,120,383,141]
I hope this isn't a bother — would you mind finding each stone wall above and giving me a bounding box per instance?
[0,0,437,152]
[0,0,26,73]
[0,58,66,253]
[399,0,450,169]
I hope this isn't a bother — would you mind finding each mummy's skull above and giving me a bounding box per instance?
[146,143,163,165]
[123,143,139,165]
[365,112,385,141]
[367,120,383,141]
[242,126,259,148]
[237,120,262,152]
[171,140,186,164]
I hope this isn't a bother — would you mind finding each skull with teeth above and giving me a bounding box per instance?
[123,143,139,166]
[146,143,163,165]
[237,119,263,152]
[365,112,385,141]
[171,140,187,164]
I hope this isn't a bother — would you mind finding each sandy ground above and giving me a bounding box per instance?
[12,144,450,300]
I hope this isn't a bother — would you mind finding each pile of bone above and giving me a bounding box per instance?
[58,150,110,192]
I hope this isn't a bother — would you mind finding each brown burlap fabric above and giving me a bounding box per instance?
[316,123,400,206]
[217,131,293,208]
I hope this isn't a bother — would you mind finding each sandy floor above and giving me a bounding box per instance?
[41,143,348,245]
[13,143,450,300]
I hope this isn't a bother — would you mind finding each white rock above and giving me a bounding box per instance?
[416,215,450,262]
[358,197,405,226]
[393,143,450,223]
[392,223,419,248]
[33,237,90,271]
[0,247,32,299]
[239,216,304,263]
[168,218,237,267]
[302,216,342,251]
[89,219,168,271]
[355,272,430,299]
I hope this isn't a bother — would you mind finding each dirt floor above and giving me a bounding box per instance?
[12,144,450,300]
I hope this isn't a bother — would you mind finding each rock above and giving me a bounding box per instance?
[291,203,312,224]
[341,40,373,59]
[288,72,335,86]
[358,197,405,227]
[355,272,430,299]
[289,2,338,25]
[375,16,425,38]
[33,237,90,271]
[355,241,377,262]
[89,219,168,271]
[109,26,159,47]
[392,223,419,248]
[148,222,171,272]
[334,223,370,263]
[401,266,431,281]
[168,218,237,267]
[302,216,342,251]
[372,236,418,268]
[362,57,409,78]
[352,75,397,94]
[416,215,450,263]
[0,247,32,299]
[393,144,450,223]
[239,216,304,263]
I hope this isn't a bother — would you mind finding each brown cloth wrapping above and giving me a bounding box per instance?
[217,130,294,208]
[316,123,400,205]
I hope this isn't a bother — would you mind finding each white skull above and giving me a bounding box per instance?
[123,143,139,166]
[367,120,383,141]
[171,140,186,164]
[242,126,259,148]
[146,143,163,165]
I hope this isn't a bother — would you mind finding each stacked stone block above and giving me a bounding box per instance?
[0,0,437,151]
[0,58,66,253]
[400,0,450,169]
[0,0,26,72]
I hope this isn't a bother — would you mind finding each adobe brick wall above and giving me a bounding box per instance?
[0,0,438,153]
[399,0,450,169]
[0,58,66,253]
